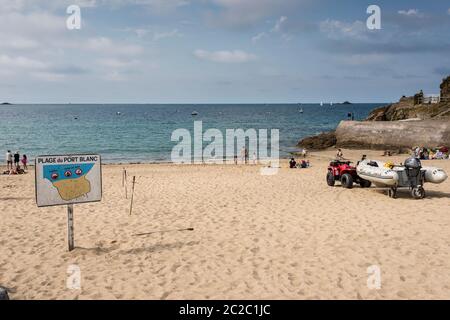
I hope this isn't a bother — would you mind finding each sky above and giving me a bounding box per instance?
[0,0,449,104]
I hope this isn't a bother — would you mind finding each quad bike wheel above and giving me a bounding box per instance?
[359,179,372,188]
[411,186,426,199]
[341,173,354,189]
[326,171,335,186]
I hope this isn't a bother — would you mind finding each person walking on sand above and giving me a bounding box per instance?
[336,149,344,160]
[302,148,308,158]
[240,147,245,164]
[14,151,20,168]
[21,154,28,171]
[244,147,249,165]
[5,150,13,170]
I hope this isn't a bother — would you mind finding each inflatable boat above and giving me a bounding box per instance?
[357,158,447,199]
[356,160,399,187]
[422,166,448,184]
[357,160,447,187]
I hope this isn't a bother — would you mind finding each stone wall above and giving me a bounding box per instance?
[335,120,450,150]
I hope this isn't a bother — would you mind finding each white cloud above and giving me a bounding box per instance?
[320,19,368,41]
[86,37,143,55]
[209,0,300,28]
[152,29,183,41]
[271,16,288,32]
[0,36,40,50]
[252,32,267,43]
[252,15,290,43]
[31,71,66,82]
[131,27,183,41]
[106,0,190,12]
[0,54,48,70]
[99,58,140,68]
[194,49,257,63]
[398,9,423,17]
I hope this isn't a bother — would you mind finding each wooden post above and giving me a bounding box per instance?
[124,169,128,199]
[67,204,75,251]
[129,176,136,215]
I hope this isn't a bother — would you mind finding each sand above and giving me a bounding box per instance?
[1,148,450,300]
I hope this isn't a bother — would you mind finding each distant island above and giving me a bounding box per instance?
[341,101,352,105]
[1,102,12,105]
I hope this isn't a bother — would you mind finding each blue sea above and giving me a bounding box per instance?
[0,104,382,163]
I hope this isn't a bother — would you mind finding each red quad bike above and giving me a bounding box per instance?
[327,160,372,189]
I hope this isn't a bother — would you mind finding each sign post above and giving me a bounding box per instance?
[35,154,102,251]
[68,204,75,251]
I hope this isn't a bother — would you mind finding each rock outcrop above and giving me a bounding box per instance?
[297,131,336,150]
[335,120,450,150]
[365,98,450,121]
[366,77,450,121]
[441,76,450,99]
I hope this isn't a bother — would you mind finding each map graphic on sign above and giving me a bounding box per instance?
[35,155,102,207]
[43,163,94,201]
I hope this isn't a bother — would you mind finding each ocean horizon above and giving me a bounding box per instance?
[1,103,383,164]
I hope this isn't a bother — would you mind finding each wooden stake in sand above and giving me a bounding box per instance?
[129,176,136,215]
[67,204,75,251]
[123,168,128,199]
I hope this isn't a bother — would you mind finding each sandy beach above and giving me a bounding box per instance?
[1,149,450,300]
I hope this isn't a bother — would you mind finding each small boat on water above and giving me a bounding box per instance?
[299,108,303,113]
[116,112,122,116]
[320,102,323,107]
[191,111,198,116]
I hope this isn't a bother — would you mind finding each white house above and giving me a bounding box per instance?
[422,94,440,104]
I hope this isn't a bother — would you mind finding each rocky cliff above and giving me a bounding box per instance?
[366,98,450,121]
[298,76,450,150]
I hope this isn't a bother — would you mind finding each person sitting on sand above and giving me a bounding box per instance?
[300,160,308,168]
[336,149,344,160]
[289,158,297,168]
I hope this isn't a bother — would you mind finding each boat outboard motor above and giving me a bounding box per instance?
[404,157,424,187]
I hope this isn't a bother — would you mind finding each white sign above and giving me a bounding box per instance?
[35,154,102,207]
